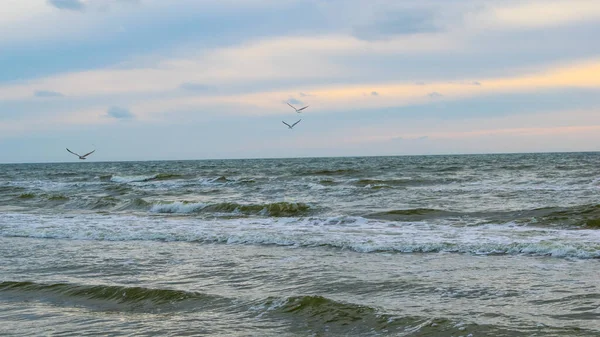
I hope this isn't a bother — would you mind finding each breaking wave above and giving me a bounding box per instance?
[2,213,599,259]
[110,173,183,183]
[150,201,312,217]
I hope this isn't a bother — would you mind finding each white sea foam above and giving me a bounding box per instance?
[110,175,158,183]
[1,213,599,259]
[5,180,101,192]
[197,176,252,186]
[150,202,206,214]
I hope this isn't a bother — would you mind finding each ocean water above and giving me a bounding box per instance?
[1,153,599,336]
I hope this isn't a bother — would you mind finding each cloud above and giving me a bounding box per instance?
[353,9,438,40]
[371,91,379,96]
[106,106,134,119]
[47,0,85,11]
[472,0,600,30]
[34,90,64,98]
[447,81,482,86]
[286,98,304,105]
[299,92,314,97]
[179,83,215,92]
[0,33,461,101]
[392,135,428,142]
[427,92,443,98]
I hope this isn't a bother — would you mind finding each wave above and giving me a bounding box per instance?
[104,184,133,195]
[0,281,389,325]
[318,179,339,186]
[108,174,255,187]
[499,164,537,171]
[0,281,390,323]
[198,176,256,186]
[46,172,81,177]
[204,176,230,184]
[0,281,421,334]
[254,295,405,333]
[353,178,427,189]
[0,281,223,313]
[0,281,204,303]
[112,198,152,211]
[354,178,408,186]
[46,194,69,202]
[434,165,463,172]
[110,173,183,183]
[0,280,585,335]
[0,186,25,194]
[367,204,600,228]
[2,213,599,259]
[110,175,155,183]
[367,208,459,221]
[150,201,312,217]
[352,177,469,189]
[150,201,206,214]
[84,196,120,210]
[532,204,600,228]
[298,169,360,176]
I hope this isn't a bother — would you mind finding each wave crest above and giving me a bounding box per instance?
[150,201,312,217]
[110,173,183,183]
[0,281,223,313]
[0,281,201,304]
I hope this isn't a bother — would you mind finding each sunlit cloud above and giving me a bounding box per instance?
[471,0,600,30]
[2,56,600,128]
[0,33,461,101]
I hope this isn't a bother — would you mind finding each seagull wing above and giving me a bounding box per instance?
[282,121,292,128]
[66,148,80,157]
[292,119,302,127]
[297,105,309,112]
[82,149,96,158]
[286,102,297,111]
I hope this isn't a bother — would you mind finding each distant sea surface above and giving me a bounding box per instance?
[1,153,600,336]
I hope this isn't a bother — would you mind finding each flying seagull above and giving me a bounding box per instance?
[282,119,302,129]
[66,148,95,160]
[287,102,309,113]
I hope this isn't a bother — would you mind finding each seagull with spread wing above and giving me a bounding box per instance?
[287,102,309,113]
[282,119,302,129]
[66,148,95,160]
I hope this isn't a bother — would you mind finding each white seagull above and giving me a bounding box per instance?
[282,119,302,129]
[287,102,309,113]
[66,148,95,160]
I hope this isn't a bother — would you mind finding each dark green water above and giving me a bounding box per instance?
[1,153,600,335]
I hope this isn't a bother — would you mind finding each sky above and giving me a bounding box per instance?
[1,0,600,163]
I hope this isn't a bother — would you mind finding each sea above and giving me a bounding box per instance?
[1,153,599,336]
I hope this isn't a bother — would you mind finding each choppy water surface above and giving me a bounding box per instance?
[1,153,599,336]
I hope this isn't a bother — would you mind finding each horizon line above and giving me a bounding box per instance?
[1,150,599,165]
